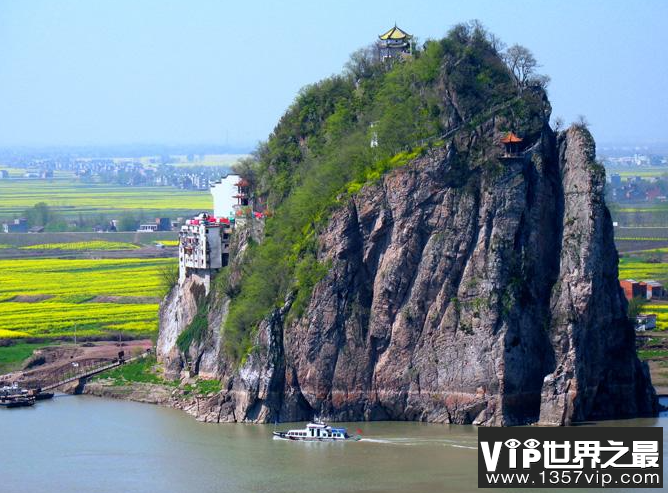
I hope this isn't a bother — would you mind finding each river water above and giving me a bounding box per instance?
[1,395,666,493]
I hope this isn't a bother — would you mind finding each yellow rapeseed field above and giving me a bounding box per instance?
[155,240,179,247]
[0,258,175,339]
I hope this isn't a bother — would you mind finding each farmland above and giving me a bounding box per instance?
[614,226,668,252]
[0,231,176,248]
[20,240,140,251]
[618,257,668,283]
[618,254,668,331]
[612,168,668,178]
[0,258,175,339]
[0,179,212,221]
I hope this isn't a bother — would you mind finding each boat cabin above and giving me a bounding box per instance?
[283,422,347,440]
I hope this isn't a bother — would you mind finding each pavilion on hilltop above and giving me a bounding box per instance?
[377,24,413,60]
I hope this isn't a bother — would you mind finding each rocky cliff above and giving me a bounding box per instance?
[157,26,657,425]
[158,124,657,425]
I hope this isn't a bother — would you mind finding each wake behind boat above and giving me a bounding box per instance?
[273,420,359,442]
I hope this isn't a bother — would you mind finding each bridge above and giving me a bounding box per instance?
[40,350,151,392]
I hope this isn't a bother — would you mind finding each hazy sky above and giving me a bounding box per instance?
[1,0,666,149]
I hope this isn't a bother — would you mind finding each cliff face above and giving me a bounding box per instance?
[158,124,657,425]
[157,276,224,380]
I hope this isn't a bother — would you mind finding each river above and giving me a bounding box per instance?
[1,395,666,493]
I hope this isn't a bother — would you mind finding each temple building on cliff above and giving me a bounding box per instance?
[500,132,524,159]
[377,24,413,60]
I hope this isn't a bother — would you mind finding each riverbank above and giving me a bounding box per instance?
[4,340,667,424]
[82,379,228,422]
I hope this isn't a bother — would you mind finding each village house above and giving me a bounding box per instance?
[619,279,648,300]
[635,314,657,331]
[137,217,172,233]
[2,218,28,233]
[645,280,665,300]
[619,279,665,300]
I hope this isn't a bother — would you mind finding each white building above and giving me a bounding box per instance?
[210,174,240,219]
[178,213,231,293]
[138,224,158,232]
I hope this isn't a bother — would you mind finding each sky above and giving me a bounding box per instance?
[0,0,667,150]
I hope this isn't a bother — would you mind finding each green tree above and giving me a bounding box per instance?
[627,296,646,320]
[159,263,179,296]
[118,213,139,231]
[24,202,52,227]
[503,44,538,88]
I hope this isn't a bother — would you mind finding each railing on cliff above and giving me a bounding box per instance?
[408,96,523,151]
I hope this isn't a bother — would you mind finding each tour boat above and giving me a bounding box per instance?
[273,419,358,441]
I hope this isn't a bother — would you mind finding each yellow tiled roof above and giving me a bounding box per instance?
[378,25,412,40]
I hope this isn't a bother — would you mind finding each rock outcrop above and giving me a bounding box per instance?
[158,124,657,425]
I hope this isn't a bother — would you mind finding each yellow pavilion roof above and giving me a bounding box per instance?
[378,25,412,41]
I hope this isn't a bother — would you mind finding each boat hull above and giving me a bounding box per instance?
[0,397,35,408]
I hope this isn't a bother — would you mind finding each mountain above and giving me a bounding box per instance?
[157,23,657,425]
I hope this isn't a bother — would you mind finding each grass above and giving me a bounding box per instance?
[155,240,179,247]
[91,356,221,395]
[20,240,139,251]
[0,258,175,339]
[92,355,176,386]
[0,342,53,373]
[637,349,668,361]
[183,379,222,395]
